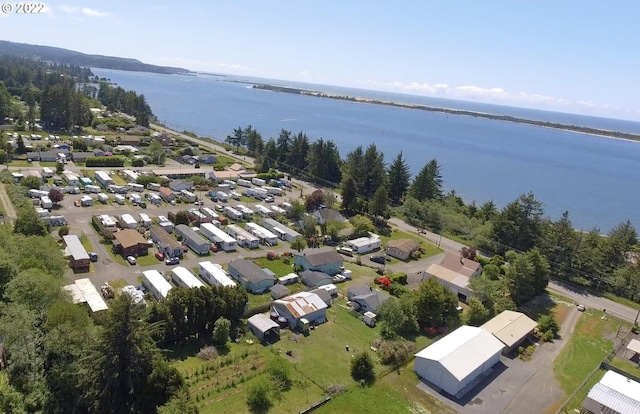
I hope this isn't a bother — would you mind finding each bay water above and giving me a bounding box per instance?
[92,68,640,232]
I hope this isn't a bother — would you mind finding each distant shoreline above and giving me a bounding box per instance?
[252,84,640,143]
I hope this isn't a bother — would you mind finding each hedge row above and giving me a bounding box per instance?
[85,156,126,167]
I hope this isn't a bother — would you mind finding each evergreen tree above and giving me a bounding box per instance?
[340,175,358,212]
[409,159,443,201]
[387,151,411,205]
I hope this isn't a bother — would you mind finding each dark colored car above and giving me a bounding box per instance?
[89,252,98,262]
[370,255,386,264]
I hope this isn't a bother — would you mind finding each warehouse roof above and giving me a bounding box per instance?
[584,371,640,414]
[415,325,504,381]
[481,310,538,348]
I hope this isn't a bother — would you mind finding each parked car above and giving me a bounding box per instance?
[577,304,586,312]
[155,252,164,260]
[215,204,224,211]
[210,195,218,202]
[88,252,98,262]
[165,257,180,265]
[194,201,203,206]
[139,202,147,209]
[370,255,386,264]
[265,196,275,203]
[182,245,188,253]
[127,256,137,265]
[136,285,146,294]
[337,247,354,256]
[332,275,347,283]
[210,244,218,252]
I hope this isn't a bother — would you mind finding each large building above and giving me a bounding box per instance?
[228,259,275,294]
[112,229,149,258]
[293,249,344,276]
[413,325,504,397]
[270,292,328,329]
[582,370,640,414]
[481,310,538,354]
[422,253,482,303]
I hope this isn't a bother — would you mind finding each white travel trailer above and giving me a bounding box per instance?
[180,190,197,202]
[129,193,142,205]
[139,213,152,228]
[235,204,254,219]
[85,185,101,194]
[254,204,273,217]
[198,261,236,287]
[146,182,161,191]
[199,223,237,251]
[142,270,173,302]
[262,186,284,196]
[94,170,113,187]
[97,193,109,203]
[113,194,126,205]
[40,196,53,209]
[229,190,242,200]
[222,179,236,189]
[127,182,144,192]
[271,205,286,215]
[251,177,266,186]
[107,184,127,194]
[171,266,205,289]
[237,179,252,188]
[41,167,54,178]
[216,191,229,202]
[201,207,219,220]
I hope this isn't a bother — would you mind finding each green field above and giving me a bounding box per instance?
[553,309,621,411]
[253,257,294,277]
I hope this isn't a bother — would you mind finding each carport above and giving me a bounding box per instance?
[624,338,640,360]
[247,314,280,342]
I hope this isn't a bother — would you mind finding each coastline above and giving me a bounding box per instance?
[253,84,640,143]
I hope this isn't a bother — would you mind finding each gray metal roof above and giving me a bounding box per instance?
[63,235,90,261]
[585,382,640,414]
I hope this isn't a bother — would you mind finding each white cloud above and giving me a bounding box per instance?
[60,5,78,13]
[82,8,111,17]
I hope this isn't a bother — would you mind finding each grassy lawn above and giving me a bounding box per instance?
[136,254,161,267]
[106,278,130,293]
[111,174,128,186]
[213,154,237,168]
[80,235,94,252]
[442,231,474,246]
[9,160,33,167]
[553,309,617,398]
[253,257,294,277]
[246,292,273,309]
[608,356,640,376]
[379,229,442,260]
[561,368,606,414]
[602,292,640,311]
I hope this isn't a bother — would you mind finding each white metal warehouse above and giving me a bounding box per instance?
[582,370,640,414]
[413,325,504,397]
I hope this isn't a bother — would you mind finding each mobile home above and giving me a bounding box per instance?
[237,179,252,188]
[254,204,273,217]
[222,179,236,189]
[139,213,152,228]
[262,186,283,196]
[271,205,286,215]
[107,184,127,194]
[85,185,101,194]
[122,170,139,182]
[236,204,254,219]
[80,195,93,207]
[120,214,138,229]
[201,207,219,220]
[223,206,243,221]
[262,218,302,242]
[198,261,236,287]
[226,224,259,249]
[97,193,109,203]
[229,190,241,200]
[113,194,126,205]
[180,190,197,202]
[94,170,113,187]
[142,270,173,302]
[245,222,279,246]
[251,177,266,186]
[216,191,229,202]
[129,193,142,205]
[199,223,237,251]
[150,226,182,258]
[146,182,161,191]
[41,167,54,178]
[40,196,53,209]
[175,224,210,255]
[188,209,211,224]
[171,266,205,289]
[63,172,80,185]
[345,235,382,254]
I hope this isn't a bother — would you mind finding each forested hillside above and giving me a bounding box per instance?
[0,40,189,75]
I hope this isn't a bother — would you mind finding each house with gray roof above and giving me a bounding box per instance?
[228,259,275,294]
[300,270,333,288]
[293,249,343,276]
[347,285,390,313]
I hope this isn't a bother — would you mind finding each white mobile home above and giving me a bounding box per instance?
[262,218,302,242]
[199,223,237,251]
[229,190,241,200]
[65,278,109,315]
[254,204,273,217]
[271,205,286,215]
[85,185,101,194]
[246,187,268,199]
[139,213,152,228]
[226,225,260,249]
[129,193,142,205]
[127,182,144,192]
[224,206,243,221]
[216,191,229,202]
[251,177,266,186]
[262,186,283,196]
[198,261,236,287]
[346,235,382,254]
[63,171,80,185]
[107,184,127,194]
[142,270,173,302]
[175,224,210,255]
[94,170,113,187]
[236,204,254,219]
[222,179,236,189]
[278,273,300,285]
[40,196,53,209]
[171,266,205,289]
[42,167,54,178]
[245,222,279,246]
[120,214,138,229]
[146,193,161,205]
[97,193,109,203]
[237,179,252,187]
[28,189,48,199]
[201,207,219,220]
[146,182,161,191]
[180,190,197,202]
[80,195,93,206]
[113,194,126,205]
[122,170,139,182]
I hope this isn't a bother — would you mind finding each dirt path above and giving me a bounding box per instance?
[0,182,17,222]
[502,307,581,414]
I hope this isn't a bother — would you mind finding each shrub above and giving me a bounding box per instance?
[350,351,374,384]
[388,283,410,297]
[538,314,560,340]
[374,339,415,366]
[58,226,70,237]
[246,377,272,413]
[197,346,219,361]
[266,251,277,260]
[131,158,145,167]
[411,250,422,260]
[267,357,291,393]
[85,156,126,167]
[326,384,346,396]
[391,272,407,285]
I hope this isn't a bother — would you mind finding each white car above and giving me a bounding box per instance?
[127,256,137,265]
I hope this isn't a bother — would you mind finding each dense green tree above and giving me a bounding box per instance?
[463,297,492,326]
[387,151,411,205]
[174,211,190,226]
[285,132,310,173]
[287,200,305,221]
[290,237,307,252]
[540,211,579,281]
[491,192,544,254]
[157,390,199,414]
[370,185,389,223]
[267,357,291,393]
[349,215,375,238]
[275,129,291,164]
[212,317,231,346]
[13,207,48,237]
[414,278,459,327]
[325,219,347,241]
[246,377,272,413]
[378,297,407,339]
[0,149,7,165]
[304,189,325,211]
[20,175,41,190]
[306,138,342,184]
[361,144,386,198]
[350,351,375,384]
[341,146,364,194]
[245,125,264,156]
[301,215,318,239]
[0,372,26,414]
[340,175,358,212]
[258,138,277,173]
[409,159,442,202]
[84,295,184,414]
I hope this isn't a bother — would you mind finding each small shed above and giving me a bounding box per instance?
[270,284,290,300]
[247,314,280,342]
[363,311,377,327]
[625,338,640,360]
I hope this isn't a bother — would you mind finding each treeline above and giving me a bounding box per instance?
[0,173,197,413]
[97,82,153,127]
[0,57,153,132]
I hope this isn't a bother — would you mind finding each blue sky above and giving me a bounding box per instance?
[2,1,640,121]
